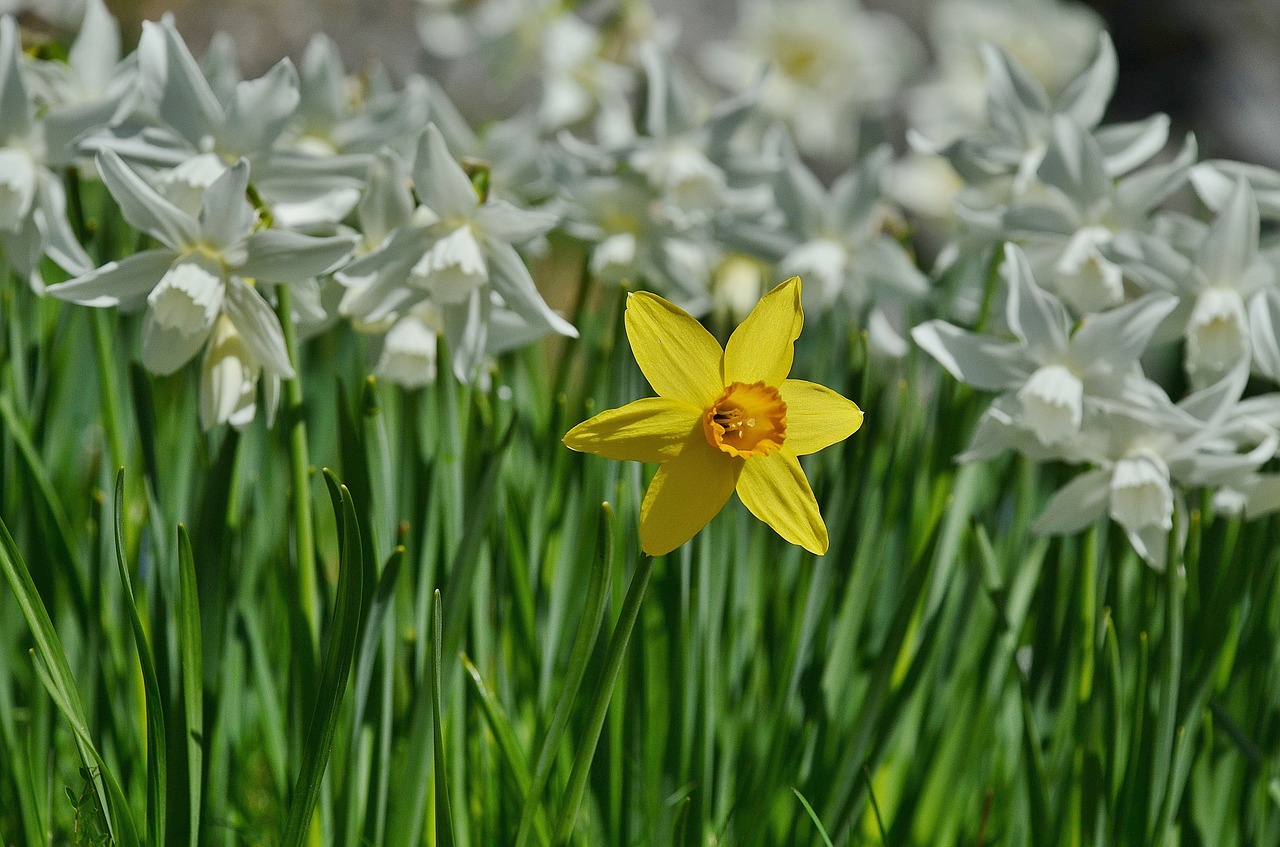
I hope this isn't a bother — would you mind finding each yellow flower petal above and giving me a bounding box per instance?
[778,379,864,456]
[625,291,725,407]
[639,435,741,556]
[736,448,828,555]
[563,397,702,463]
[723,277,803,387]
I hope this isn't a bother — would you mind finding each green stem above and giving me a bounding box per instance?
[90,310,128,474]
[276,284,318,649]
[553,552,654,846]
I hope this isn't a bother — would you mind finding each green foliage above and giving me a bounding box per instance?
[3,211,1280,847]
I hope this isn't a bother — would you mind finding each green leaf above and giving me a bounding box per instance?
[280,470,366,847]
[111,469,167,847]
[0,512,139,847]
[176,525,204,847]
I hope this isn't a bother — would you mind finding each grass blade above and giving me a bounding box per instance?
[0,512,139,846]
[110,469,167,847]
[433,589,457,847]
[176,525,204,847]
[515,502,615,847]
[553,552,655,846]
[280,470,366,847]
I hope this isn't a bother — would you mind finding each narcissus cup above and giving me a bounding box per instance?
[564,276,863,556]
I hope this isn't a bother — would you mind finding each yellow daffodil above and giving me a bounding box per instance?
[564,277,863,556]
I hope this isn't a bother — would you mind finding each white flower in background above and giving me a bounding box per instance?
[557,169,717,316]
[0,15,92,289]
[375,303,442,389]
[1107,178,1274,390]
[24,0,137,167]
[919,34,1169,208]
[1034,364,1278,568]
[913,243,1176,450]
[0,0,83,28]
[739,137,928,315]
[701,0,921,159]
[415,0,551,62]
[537,14,635,142]
[338,124,576,381]
[908,0,1105,145]
[623,47,769,231]
[83,18,362,229]
[1001,115,1196,315]
[46,151,354,391]
[282,33,436,168]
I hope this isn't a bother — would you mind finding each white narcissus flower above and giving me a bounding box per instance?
[338,124,576,382]
[200,315,280,430]
[376,304,442,389]
[1110,178,1274,390]
[537,14,635,138]
[27,0,137,167]
[82,18,364,229]
[1108,448,1174,533]
[908,0,1105,145]
[46,150,354,425]
[912,243,1176,449]
[0,15,93,288]
[1001,116,1195,317]
[701,0,921,159]
[1033,363,1278,569]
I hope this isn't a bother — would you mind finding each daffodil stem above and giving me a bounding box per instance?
[275,284,319,649]
[554,552,654,846]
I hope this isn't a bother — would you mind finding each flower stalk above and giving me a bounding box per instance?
[275,283,318,648]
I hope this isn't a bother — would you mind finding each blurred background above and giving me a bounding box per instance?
[6,0,1280,167]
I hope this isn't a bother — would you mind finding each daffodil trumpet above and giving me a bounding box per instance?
[564,276,863,556]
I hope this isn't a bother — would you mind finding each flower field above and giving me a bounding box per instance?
[2,1,1280,845]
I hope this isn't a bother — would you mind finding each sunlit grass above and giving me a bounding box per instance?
[1,177,1279,847]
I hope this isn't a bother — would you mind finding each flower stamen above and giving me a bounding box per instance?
[704,381,787,458]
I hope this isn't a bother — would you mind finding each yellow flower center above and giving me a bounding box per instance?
[703,381,787,458]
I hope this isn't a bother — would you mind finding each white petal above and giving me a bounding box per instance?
[1110,449,1174,533]
[238,230,355,283]
[0,17,32,142]
[486,239,576,338]
[1069,291,1180,375]
[147,19,223,148]
[0,150,37,232]
[1185,286,1249,389]
[96,148,198,249]
[911,320,1028,392]
[197,158,255,250]
[412,123,478,220]
[1034,468,1110,534]
[223,277,294,377]
[1250,287,1280,382]
[375,312,439,388]
[46,248,174,307]
[781,239,847,310]
[1003,243,1070,357]
[1196,177,1259,287]
[147,256,224,335]
[1017,364,1083,445]
[473,199,557,245]
[69,0,122,93]
[222,59,300,155]
[412,224,488,305]
[199,315,261,430]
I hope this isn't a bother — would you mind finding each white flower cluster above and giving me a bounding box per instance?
[911,35,1280,569]
[6,0,1280,566]
[1,3,577,429]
